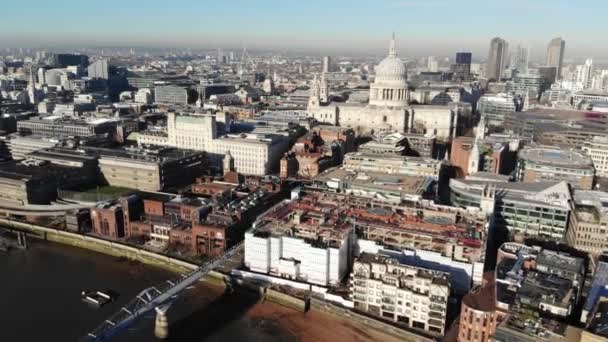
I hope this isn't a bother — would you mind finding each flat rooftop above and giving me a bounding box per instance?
[0,160,76,181]
[254,190,484,251]
[86,146,203,163]
[315,167,433,196]
[518,147,593,168]
[450,179,572,209]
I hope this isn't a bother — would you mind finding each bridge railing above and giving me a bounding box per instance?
[83,242,244,342]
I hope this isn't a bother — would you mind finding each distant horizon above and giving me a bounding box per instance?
[2,42,607,65]
[1,0,607,61]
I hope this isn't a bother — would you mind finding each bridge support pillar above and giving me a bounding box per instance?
[17,232,27,249]
[154,306,170,339]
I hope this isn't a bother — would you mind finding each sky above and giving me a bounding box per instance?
[1,0,606,60]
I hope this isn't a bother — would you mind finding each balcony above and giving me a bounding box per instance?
[381,305,395,312]
[353,289,367,296]
[428,311,444,320]
[430,295,446,303]
[353,273,368,279]
[430,304,445,312]
[428,318,444,327]
[381,298,395,305]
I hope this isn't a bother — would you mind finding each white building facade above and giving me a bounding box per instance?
[137,112,288,176]
[350,252,450,334]
[244,230,351,286]
[583,135,608,178]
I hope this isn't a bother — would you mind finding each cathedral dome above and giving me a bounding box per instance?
[374,34,407,84]
[368,34,410,108]
[375,57,407,82]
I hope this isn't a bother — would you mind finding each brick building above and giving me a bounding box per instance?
[90,201,125,238]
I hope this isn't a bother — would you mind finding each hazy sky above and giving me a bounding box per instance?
[1,0,606,59]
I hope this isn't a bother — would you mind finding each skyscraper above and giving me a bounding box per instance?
[486,37,508,81]
[323,56,332,73]
[452,52,472,81]
[456,52,472,65]
[88,59,109,79]
[511,45,529,74]
[217,48,224,65]
[427,56,439,72]
[576,58,594,89]
[546,37,566,80]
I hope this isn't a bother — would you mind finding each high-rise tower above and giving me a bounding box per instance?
[546,37,566,80]
[486,37,508,81]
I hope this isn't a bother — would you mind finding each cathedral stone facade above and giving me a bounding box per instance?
[307,35,414,134]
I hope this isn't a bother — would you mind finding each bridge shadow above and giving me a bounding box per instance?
[168,286,261,341]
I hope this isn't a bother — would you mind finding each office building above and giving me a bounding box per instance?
[487,37,508,81]
[350,252,450,335]
[244,197,353,286]
[452,52,472,81]
[427,56,439,72]
[17,116,118,138]
[516,147,595,190]
[314,166,434,203]
[138,112,289,176]
[583,136,608,178]
[341,152,441,178]
[566,191,608,257]
[504,107,607,145]
[134,88,153,104]
[246,188,486,292]
[511,45,529,74]
[358,132,408,155]
[154,85,189,105]
[477,94,519,126]
[322,56,332,73]
[450,179,572,241]
[572,90,608,107]
[456,52,471,64]
[4,134,63,160]
[211,134,289,175]
[0,159,94,206]
[538,66,558,89]
[87,146,207,192]
[507,74,544,100]
[50,53,89,68]
[546,38,566,80]
[403,133,436,158]
[577,59,595,90]
[88,59,109,79]
[90,201,125,239]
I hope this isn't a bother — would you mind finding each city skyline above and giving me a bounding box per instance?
[1,0,607,59]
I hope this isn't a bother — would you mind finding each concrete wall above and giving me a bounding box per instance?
[0,218,198,274]
[264,288,308,312]
[310,298,434,342]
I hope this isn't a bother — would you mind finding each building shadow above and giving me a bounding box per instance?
[168,287,261,341]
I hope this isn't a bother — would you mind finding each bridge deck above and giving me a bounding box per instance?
[82,243,243,342]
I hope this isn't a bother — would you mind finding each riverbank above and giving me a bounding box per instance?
[1,218,430,341]
[0,218,198,274]
[177,281,408,342]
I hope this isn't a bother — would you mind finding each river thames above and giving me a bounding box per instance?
[0,240,295,342]
[0,239,405,342]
